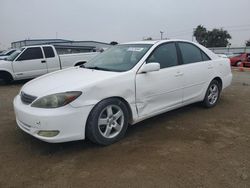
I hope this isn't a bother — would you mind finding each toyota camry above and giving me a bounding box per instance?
[13,40,232,145]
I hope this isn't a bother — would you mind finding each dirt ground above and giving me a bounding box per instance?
[0,70,249,188]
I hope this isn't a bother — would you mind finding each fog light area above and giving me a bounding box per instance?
[37,130,59,137]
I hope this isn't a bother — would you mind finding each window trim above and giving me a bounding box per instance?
[145,42,181,69]
[177,41,211,65]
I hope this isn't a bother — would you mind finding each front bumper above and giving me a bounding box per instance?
[13,95,94,143]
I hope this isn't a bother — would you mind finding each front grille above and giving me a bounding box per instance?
[21,92,37,105]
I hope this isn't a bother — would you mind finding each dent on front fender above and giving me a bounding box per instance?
[69,71,139,122]
[70,76,138,121]
[70,81,135,107]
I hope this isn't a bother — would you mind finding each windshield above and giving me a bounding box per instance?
[0,50,7,56]
[0,49,15,56]
[84,44,152,72]
[5,48,24,61]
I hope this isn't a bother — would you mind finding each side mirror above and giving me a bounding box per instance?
[138,62,160,73]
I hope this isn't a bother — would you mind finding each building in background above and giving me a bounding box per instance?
[11,39,111,54]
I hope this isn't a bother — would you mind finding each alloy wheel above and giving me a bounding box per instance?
[98,105,124,139]
[207,84,219,105]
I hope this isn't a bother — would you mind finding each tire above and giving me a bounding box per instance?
[0,73,13,84]
[86,98,129,146]
[202,80,221,108]
[236,61,242,67]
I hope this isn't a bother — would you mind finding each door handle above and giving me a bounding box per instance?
[208,65,213,69]
[41,60,46,63]
[175,72,183,77]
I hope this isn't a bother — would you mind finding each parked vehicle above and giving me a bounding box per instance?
[0,45,98,83]
[0,49,16,60]
[14,40,232,145]
[229,53,250,66]
[217,54,228,58]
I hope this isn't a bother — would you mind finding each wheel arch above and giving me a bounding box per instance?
[0,70,14,82]
[88,96,134,125]
[112,96,133,124]
[212,77,223,91]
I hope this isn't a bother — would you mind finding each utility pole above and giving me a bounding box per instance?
[160,31,164,40]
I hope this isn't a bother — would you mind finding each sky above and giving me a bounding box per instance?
[0,0,250,49]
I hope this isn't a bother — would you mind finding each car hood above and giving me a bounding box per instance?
[0,56,7,60]
[21,67,120,97]
[0,59,9,64]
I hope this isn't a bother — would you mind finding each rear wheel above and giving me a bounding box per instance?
[203,80,221,108]
[86,98,129,145]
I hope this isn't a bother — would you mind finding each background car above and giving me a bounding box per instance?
[0,45,98,84]
[0,49,16,60]
[229,53,250,67]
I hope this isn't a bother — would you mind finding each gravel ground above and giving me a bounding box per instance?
[0,70,249,188]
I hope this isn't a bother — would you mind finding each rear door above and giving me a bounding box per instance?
[135,42,183,117]
[42,46,60,73]
[177,42,213,104]
[12,47,48,79]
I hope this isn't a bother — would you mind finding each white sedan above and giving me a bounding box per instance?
[13,40,232,145]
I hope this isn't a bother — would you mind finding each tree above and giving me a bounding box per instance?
[110,41,118,45]
[193,25,207,46]
[194,25,231,47]
[206,29,231,47]
[246,40,250,47]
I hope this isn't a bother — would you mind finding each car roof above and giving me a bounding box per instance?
[22,44,54,48]
[122,39,197,45]
[122,40,160,45]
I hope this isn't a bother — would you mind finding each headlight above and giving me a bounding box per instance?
[31,91,82,108]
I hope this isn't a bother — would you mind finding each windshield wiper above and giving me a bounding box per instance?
[85,66,112,71]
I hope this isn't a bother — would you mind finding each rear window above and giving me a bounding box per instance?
[178,42,203,64]
[201,51,210,61]
[43,47,55,58]
[178,42,211,64]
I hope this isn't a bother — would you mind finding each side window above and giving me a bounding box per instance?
[201,51,211,61]
[43,47,55,58]
[147,43,178,69]
[17,47,43,61]
[179,42,203,64]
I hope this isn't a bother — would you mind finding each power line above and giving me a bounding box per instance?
[227,28,250,32]
[220,24,250,29]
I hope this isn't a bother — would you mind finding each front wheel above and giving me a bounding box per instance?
[202,80,221,108]
[86,98,129,145]
[236,61,242,67]
[0,76,13,84]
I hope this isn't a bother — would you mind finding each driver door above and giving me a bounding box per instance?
[13,47,48,79]
[135,42,183,117]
